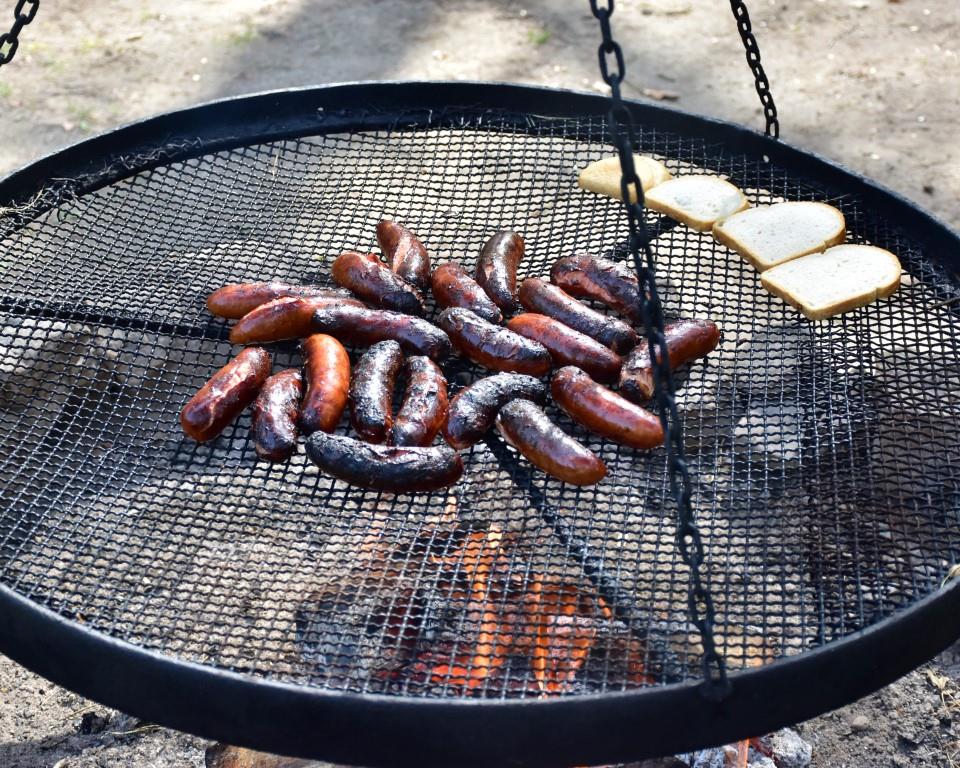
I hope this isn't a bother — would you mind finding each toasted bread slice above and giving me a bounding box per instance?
[713,201,846,271]
[760,244,901,320]
[578,155,673,202]
[644,175,749,232]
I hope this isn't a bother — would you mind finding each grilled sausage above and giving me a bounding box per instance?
[180,347,271,442]
[551,254,645,325]
[391,356,448,447]
[331,251,425,316]
[619,319,721,403]
[206,281,354,319]
[229,295,365,345]
[476,231,524,314]
[300,334,351,434]
[496,399,606,486]
[350,341,404,443]
[250,369,303,461]
[443,373,546,450]
[306,432,464,492]
[518,277,638,354]
[377,220,431,292]
[437,307,551,376]
[551,366,663,450]
[431,262,503,325]
[311,304,452,360]
[506,313,623,383]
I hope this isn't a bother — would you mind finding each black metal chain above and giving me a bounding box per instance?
[587,0,731,701]
[729,0,779,138]
[0,0,39,69]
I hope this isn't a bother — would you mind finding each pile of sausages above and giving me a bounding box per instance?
[180,220,720,492]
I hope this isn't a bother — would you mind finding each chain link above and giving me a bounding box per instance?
[0,0,39,68]
[588,0,731,700]
[729,0,779,137]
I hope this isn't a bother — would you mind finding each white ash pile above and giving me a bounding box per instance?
[676,728,811,768]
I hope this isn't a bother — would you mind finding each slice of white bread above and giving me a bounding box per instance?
[578,155,673,202]
[760,244,902,320]
[713,201,846,270]
[644,175,750,232]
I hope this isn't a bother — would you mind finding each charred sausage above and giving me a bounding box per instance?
[619,319,721,402]
[437,307,551,376]
[551,366,663,450]
[350,341,404,443]
[506,313,623,383]
[331,251,425,316]
[391,356,448,447]
[206,281,354,319]
[311,304,452,360]
[443,373,546,450]
[550,254,645,325]
[300,334,351,434]
[377,220,431,292]
[180,347,271,442]
[306,432,464,492]
[250,369,303,461]
[431,262,503,325]
[476,231,524,314]
[229,295,365,344]
[518,277,638,354]
[496,400,606,486]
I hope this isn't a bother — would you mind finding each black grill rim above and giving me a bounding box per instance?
[1,81,959,767]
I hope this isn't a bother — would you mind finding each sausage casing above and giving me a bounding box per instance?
[443,372,546,450]
[350,340,404,443]
[391,356,448,447]
[506,313,623,383]
[300,334,351,434]
[311,304,452,360]
[476,231,524,314]
[619,319,721,403]
[496,399,606,486]
[306,432,464,492]
[206,281,354,319]
[518,277,638,354]
[437,307,551,376]
[229,295,365,345]
[550,254,644,325]
[331,251,425,316]
[251,369,303,461]
[551,366,663,450]
[377,220,431,292]
[431,262,503,325]
[180,347,271,442]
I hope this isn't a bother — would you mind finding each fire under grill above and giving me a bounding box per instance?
[1,85,959,764]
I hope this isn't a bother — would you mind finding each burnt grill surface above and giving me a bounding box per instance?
[1,108,959,701]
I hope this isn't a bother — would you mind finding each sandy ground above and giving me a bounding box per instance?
[1,1,959,767]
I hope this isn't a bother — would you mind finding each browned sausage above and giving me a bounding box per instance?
[476,231,524,314]
[518,277,638,354]
[300,334,351,434]
[619,319,721,403]
[229,295,365,345]
[443,373,546,450]
[431,262,503,325]
[437,307,551,376]
[311,304,452,360]
[550,254,645,325]
[551,366,663,450]
[391,356,448,447]
[496,400,606,486]
[206,282,354,319]
[180,347,271,442]
[331,251,425,316]
[306,432,464,492]
[377,220,431,292]
[506,313,623,383]
[350,341,404,443]
[250,369,303,461]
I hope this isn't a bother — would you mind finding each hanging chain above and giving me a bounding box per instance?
[587,0,730,701]
[729,0,779,138]
[0,0,39,69]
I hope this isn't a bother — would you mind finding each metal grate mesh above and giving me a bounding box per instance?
[1,109,959,698]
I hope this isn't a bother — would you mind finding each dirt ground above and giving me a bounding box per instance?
[1,1,959,767]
